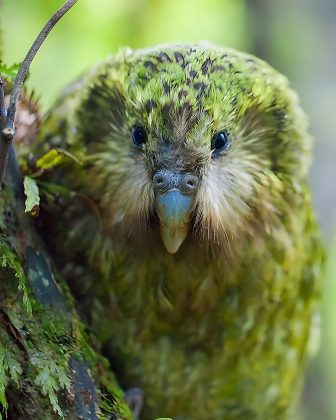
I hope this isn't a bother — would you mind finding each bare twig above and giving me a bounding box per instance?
[0,0,78,186]
[0,77,6,130]
[0,77,10,181]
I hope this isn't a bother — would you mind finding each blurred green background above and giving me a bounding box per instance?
[1,0,335,418]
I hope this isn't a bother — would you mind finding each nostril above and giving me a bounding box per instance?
[182,174,199,194]
[156,177,164,185]
[153,171,170,193]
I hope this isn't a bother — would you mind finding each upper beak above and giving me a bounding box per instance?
[155,190,194,254]
[153,170,198,254]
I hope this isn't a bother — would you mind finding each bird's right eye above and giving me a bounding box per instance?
[132,126,147,148]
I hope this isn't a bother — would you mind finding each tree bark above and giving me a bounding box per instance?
[0,152,131,419]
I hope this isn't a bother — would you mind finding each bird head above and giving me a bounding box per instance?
[75,44,310,255]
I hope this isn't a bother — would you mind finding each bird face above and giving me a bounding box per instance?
[78,45,309,254]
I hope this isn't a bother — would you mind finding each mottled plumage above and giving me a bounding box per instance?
[33,44,323,419]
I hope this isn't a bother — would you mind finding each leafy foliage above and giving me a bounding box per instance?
[23,176,40,216]
[35,148,82,170]
[0,63,20,82]
[0,345,22,415]
[31,352,71,418]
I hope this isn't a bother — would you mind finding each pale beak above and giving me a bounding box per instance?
[155,189,194,254]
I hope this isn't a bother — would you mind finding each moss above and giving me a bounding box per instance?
[71,317,133,419]
[0,241,32,316]
[0,191,131,418]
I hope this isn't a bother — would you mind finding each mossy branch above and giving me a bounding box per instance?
[0,0,78,186]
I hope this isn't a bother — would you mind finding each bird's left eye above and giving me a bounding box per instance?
[211,130,231,155]
[132,125,147,148]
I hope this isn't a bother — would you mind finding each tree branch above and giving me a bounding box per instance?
[0,0,78,186]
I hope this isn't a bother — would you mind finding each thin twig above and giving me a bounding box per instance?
[0,0,78,186]
[0,77,9,182]
[6,0,78,131]
[0,77,6,130]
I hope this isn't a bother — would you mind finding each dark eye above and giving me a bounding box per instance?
[132,125,147,148]
[211,130,231,155]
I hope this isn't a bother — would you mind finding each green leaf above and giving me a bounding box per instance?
[36,180,72,199]
[35,148,82,170]
[0,63,20,81]
[57,148,82,165]
[23,176,40,217]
